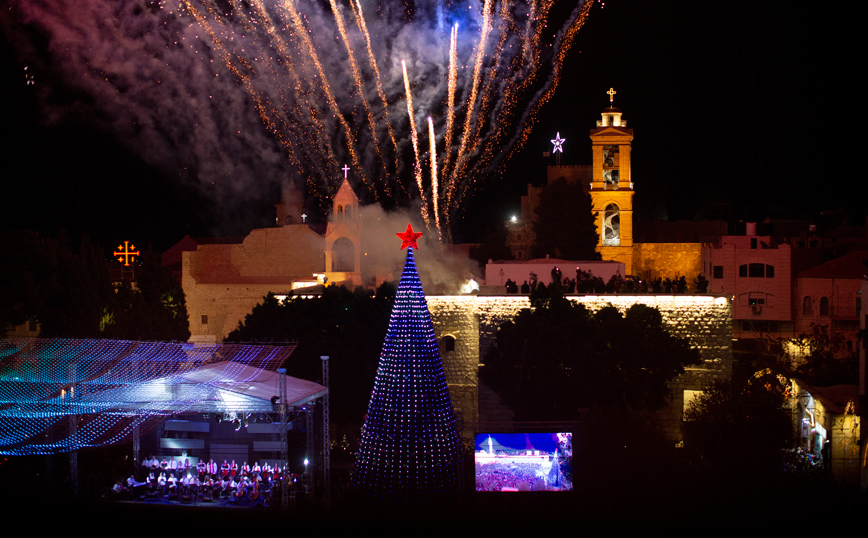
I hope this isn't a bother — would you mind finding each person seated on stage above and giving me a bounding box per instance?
[184,473,197,496]
[157,472,167,495]
[200,476,213,500]
[126,474,145,496]
[221,477,231,498]
[210,477,222,499]
[111,480,128,497]
[234,479,247,499]
[167,473,179,495]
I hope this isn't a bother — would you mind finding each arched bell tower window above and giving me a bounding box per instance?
[332,237,355,272]
[603,203,620,246]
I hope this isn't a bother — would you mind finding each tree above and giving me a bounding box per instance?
[531,178,599,260]
[352,245,462,504]
[0,231,189,341]
[763,324,859,386]
[226,283,395,425]
[481,283,700,420]
[32,232,114,338]
[468,222,512,266]
[683,372,793,480]
[0,230,57,335]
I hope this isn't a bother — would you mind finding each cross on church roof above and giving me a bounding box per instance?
[342,164,350,179]
[607,87,616,104]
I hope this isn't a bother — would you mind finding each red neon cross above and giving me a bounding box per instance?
[114,241,140,266]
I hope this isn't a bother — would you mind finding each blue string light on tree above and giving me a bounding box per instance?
[352,224,463,504]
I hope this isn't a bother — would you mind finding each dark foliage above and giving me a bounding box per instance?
[531,178,599,260]
[481,283,700,419]
[226,284,395,425]
[0,231,189,340]
[763,324,859,386]
[683,372,793,479]
[468,222,513,266]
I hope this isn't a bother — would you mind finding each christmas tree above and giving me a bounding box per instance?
[352,224,463,504]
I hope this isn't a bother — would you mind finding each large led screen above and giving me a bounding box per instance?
[474,432,572,492]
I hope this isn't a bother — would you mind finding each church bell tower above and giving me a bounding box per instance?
[590,88,634,274]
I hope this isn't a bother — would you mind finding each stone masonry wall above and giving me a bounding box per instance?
[428,294,733,441]
[632,242,702,284]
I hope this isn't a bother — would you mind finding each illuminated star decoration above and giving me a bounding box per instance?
[551,132,565,154]
[397,224,423,250]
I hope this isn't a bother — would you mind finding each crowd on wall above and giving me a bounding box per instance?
[504,268,710,295]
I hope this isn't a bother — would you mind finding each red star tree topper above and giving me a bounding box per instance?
[396,223,423,250]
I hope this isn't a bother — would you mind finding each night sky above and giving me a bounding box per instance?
[1,1,859,251]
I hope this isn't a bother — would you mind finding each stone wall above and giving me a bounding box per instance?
[428,294,733,441]
[632,242,702,284]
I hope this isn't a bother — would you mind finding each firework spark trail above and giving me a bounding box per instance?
[329,0,391,194]
[351,0,403,196]
[428,116,441,241]
[239,0,340,179]
[180,0,306,172]
[6,0,594,236]
[278,0,374,199]
[228,0,336,177]
[402,60,429,228]
[442,23,458,207]
[504,0,594,166]
[449,0,493,193]
[456,1,511,171]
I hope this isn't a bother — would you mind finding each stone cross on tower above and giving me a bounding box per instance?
[342,164,350,179]
[607,87,617,104]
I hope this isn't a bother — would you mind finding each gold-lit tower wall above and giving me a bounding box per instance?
[590,104,635,274]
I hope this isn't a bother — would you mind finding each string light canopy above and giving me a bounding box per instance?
[0,338,315,456]
[352,225,462,504]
